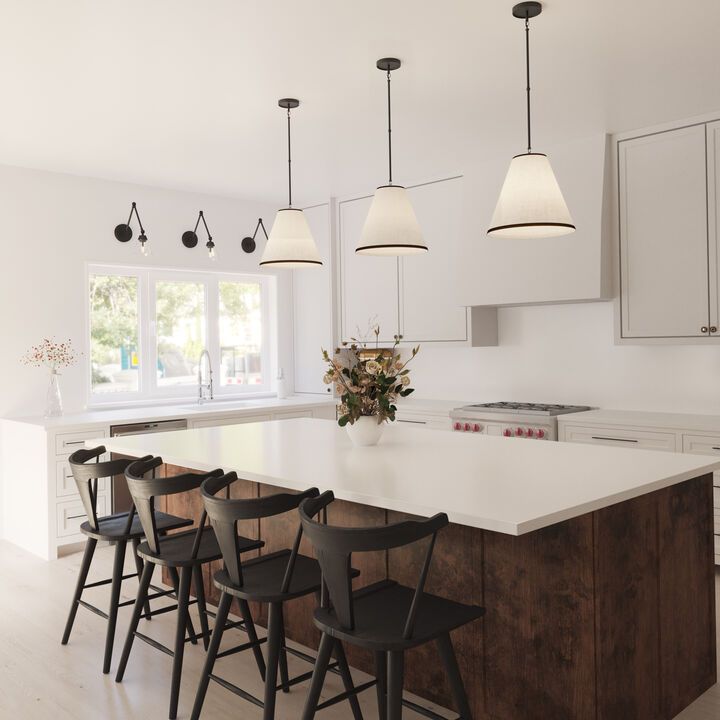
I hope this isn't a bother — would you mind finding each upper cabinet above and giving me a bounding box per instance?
[293,203,334,394]
[453,133,611,307]
[338,176,497,346]
[616,117,720,342]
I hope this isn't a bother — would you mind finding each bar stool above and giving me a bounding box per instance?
[190,471,365,720]
[61,446,193,674]
[299,491,485,720]
[115,457,265,720]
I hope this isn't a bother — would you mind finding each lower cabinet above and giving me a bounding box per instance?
[560,419,720,564]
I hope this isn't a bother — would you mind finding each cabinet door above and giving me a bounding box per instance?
[619,124,710,338]
[339,194,400,343]
[707,121,720,331]
[400,177,468,342]
[293,203,334,394]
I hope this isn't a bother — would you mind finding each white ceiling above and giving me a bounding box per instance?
[1,0,719,205]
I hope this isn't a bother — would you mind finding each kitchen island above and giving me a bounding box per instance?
[97,418,719,719]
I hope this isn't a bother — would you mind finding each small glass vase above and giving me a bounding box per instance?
[346,415,385,447]
[45,369,63,418]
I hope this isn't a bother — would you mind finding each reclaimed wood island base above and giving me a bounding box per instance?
[99,419,719,720]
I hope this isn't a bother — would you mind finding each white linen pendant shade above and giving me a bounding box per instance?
[487,152,575,239]
[259,97,322,268]
[357,185,427,255]
[259,208,322,267]
[356,58,427,256]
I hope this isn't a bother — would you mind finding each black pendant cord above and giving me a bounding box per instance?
[287,108,293,207]
[128,202,146,235]
[525,16,532,154]
[386,68,393,185]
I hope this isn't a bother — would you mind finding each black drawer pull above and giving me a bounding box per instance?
[67,514,85,520]
[591,436,638,443]
[397,419,426,425]
[712,447,720,451]
[64,440,86,446]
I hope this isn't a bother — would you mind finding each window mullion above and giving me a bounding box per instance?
[206,277,220,395]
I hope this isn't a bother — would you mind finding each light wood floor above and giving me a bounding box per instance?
[0,540,717,720]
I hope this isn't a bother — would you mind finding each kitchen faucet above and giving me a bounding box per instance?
[198,349,213,403]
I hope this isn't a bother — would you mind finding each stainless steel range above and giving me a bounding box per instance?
[449,401,592,440]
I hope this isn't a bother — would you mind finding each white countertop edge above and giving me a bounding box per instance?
[88,435,720,537]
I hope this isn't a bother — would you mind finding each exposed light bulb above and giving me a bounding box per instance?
[139,234,150,256]
[207,240,216,260]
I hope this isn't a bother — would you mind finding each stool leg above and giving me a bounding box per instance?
[131,537,152,621]
[102,540,127,674]
[116,561,154,682]
[192,564,210,650]
[237,599,266,681]
[436,633,472,719]
[300,632,334,720]
[169,566,192,720]
[374,651,387,720]
[387,651,404,720]
[61,537,97,645]
[262,602,283,720]
[278,606,290,693]
[190,592,232,720]
[335,640,364,720]
[169,566,197,645]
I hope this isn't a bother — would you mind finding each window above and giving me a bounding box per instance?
[87,265,274,403]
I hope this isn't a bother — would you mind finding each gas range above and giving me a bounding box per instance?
[449,402,592,440]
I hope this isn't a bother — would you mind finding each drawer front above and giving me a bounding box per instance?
[190,414,272,429]
[56,494,108,538]
[395,412,452,431]
[562,424,677,452]
[56,460,108,498]
[272,411,313,420]
[714,487,720,510]
[55,429,106,456]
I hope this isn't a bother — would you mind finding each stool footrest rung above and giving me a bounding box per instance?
[133,631,174,657]
[83,572,137,590]
[208,674,264,708]
[77,599,109,620]
[401,696,459,719]
[316,679,377,711]
[216,636,267,660]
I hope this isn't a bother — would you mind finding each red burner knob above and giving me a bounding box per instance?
[464,423,472,432]
[515,427,524,437]
[537,428,545,439]
[503,428,512,437]
[473,424,481,433]
[454,422,462,431]
[527,428,534,437]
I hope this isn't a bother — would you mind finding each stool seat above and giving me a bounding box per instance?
[214,549,360,603]
[136,525,263,568]
[80,510,192,542]
[314,579,485,651]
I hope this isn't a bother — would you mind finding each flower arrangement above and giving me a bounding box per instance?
[22,338,79,371]
[322,326,419,428]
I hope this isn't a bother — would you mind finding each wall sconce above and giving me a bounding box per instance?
[241,218,269,254]
[114,201,149,255]
[182,210,216,260]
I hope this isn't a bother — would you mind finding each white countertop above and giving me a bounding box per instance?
[93,418,720,536]
[558,408,720,433]
[4,395,336,429]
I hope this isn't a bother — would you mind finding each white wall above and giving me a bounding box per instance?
[410,301,720,414]
[0,163,286,420]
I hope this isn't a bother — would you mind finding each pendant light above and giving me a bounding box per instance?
[356,58,427,256]
[487,2,575,239]
[259,98,322,268]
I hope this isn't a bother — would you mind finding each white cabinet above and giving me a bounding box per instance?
[338,177,497,346]
[339,193,400,343]
[618,124,710,339]
[293,203,335,395]
[189,414,272,429]
[400,178,469,342]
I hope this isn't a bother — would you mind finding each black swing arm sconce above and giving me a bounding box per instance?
[182,210,216,259]
[114,201,149,255]
[242,218,269,254]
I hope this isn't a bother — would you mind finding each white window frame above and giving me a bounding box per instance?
[86,263,275,406]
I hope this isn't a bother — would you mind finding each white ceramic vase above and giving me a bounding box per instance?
[346,415,385,447]
[45,368,63,418]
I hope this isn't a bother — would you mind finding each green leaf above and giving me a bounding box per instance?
[400,388,415,397]
[338,414,350,427]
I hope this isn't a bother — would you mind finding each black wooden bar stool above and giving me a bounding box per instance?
[299,491,485,720]
[61,446,193,674]
[115,457,265,720]
[190,472,365,720]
